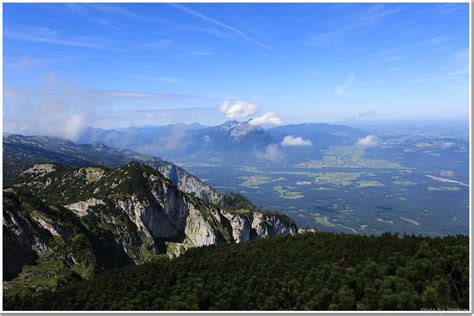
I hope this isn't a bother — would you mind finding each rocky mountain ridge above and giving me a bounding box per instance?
[4,161,297,294]
[3,134,253,207]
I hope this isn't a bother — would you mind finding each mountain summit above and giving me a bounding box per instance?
[219,120,264,141]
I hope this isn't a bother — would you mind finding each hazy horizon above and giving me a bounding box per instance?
[4,3,470,138]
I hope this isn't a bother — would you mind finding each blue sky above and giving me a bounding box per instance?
[3,3,470,137]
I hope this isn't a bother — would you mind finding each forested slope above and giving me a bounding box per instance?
[5,231,469,311]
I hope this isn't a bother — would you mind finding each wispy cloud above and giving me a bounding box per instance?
[350,111,376,120]
[143,39,176,50]
[62,4,116,28]
[64,3,153,24]
[6,87,201,100]
[369,52,405,66]
[343,5,400,31]
[7,55,43,69]
[185,49,214,56]
[4,74,100,140]
[334,74,355,96]
[439,4,466,15]
[371,46,401,57]
[131,75,178,83]
[421,36,446,46]
[310,5,400,47]
[5,25,117,50]
[6,50,81,68]
[5,75,211,138]
[255,144,285,163]
[169,3,271,50]
[387,67,401,72]
[179,25,232,39]
[94,107,215,129]
[91,4,152,21]
[413,48,468,89]
[385,56,404,62]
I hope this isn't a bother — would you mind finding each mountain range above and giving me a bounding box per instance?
[4,134,252,207]
[2,128,470,311]
[3,134,297,295]
[76,121,368,164]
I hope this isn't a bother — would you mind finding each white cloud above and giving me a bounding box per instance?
[281,135,313,147]
[441,142,455,148]
[188,49,214,56]
[255,143,284,162]
[385,56,404,62]
[335,74,355,96]
[350,110,376,120]
[6,88,199,100]
[143,39,176,49]
[220,100,257,119]
[131,74,177,82]
[249,112,282,126]
[356,135,379,147]
[4,25,116,50]
[439,4,465,15]
[4,75,98,141]
[309,5,400,48]
[169,3,271,50]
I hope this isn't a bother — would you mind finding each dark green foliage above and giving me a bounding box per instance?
[218,192,258,211]
[4,232,469,311]
[4,134,260,212]
[4,160,297,297]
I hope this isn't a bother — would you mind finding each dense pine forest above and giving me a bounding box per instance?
[4,231,469,311]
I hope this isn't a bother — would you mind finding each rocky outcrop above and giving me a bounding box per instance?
[3,134,225,205]
[221,211,252,243]
[251,213,297,238]
[185,204,219,246]
[4,162,298,288]
[156,163,222,204]
[66,198,105,217]
[3,196,50,280]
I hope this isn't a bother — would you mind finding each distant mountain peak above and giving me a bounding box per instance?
[220,120,263,141]
[220,120,240,130]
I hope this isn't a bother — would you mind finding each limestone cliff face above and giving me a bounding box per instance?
[251,213,297,238]
[3,194,50,280]
[220,211,298,243]
[185,204,219,246]
[4,134,258,210]
[3,162,298,288]
[154,163,221,204]
[221,211,252,243]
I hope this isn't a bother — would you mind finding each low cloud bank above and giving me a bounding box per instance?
[249,112,282,126]
[281,135,313,147]
[356,135,379,147]
[255,143,285,163]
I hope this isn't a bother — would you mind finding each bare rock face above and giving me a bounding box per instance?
[251,213,298,239]
[185,204,219,246]
[156,163,221,204]
[221,211,252,243]
[66,198,105,217]
[3,208,46,280]
[3,162,298,285]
